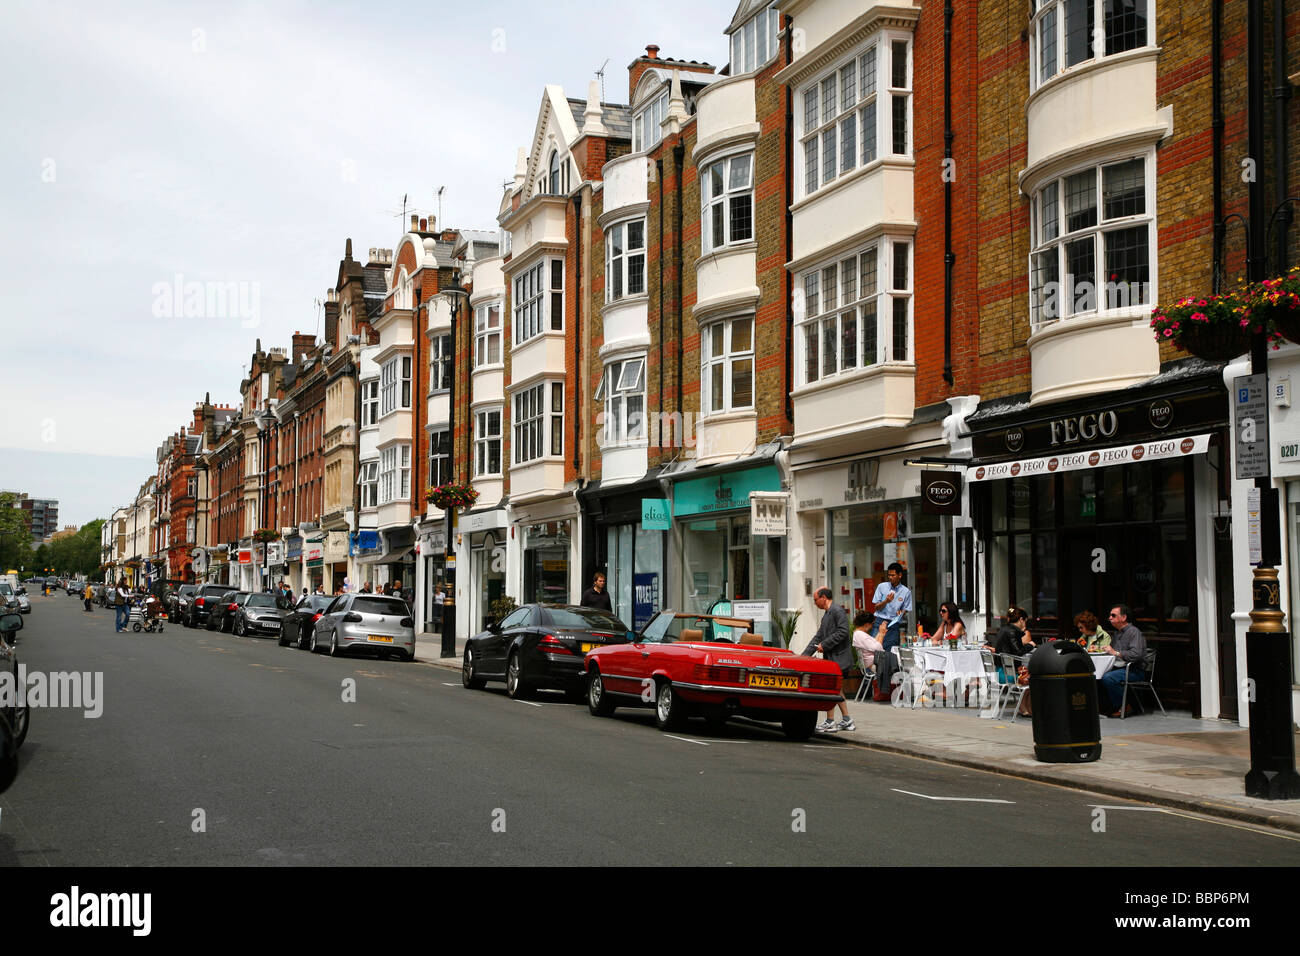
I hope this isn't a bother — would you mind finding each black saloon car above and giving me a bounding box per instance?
[461,604,632,701]
[188,585,237,628]
[279,594,337,649]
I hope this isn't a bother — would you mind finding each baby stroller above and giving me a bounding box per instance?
[130,595,165,633]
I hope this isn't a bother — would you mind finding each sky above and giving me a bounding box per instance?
[0,0,737,528]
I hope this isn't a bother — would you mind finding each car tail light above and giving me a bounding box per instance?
[802,673,840,691]
[537,634,573,656]
[227,602,238,611]
[695,665,745,684]
[312,613,323,623]
[196,598,205,607]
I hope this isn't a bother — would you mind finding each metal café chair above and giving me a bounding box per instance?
[1119,647,1166,718]
[853,648,877,702]
[978,648,1005,713]
[896,646,920,707]
[997,653,1030,721]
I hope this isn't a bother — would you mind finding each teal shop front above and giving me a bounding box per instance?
[673,464,786,619]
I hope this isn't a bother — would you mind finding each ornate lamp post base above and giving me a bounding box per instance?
[1244,567,1300,799]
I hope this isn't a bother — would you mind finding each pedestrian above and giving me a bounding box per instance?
[433,583,445,632]
[580,572,612,612]
[1098,604,1147,717]
[866,563,912,651]
[82,581,94,613]
[361,581,372,594]
[802,588,856,732]
[113,579,131,632]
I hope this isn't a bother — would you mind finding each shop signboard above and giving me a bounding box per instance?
[641,498,671,530]
[750,492,788,536]
[920,470,962,516]
[304,542,324,563]
[237,548,251,565]
[673,465,781,517]
[732,599,772,644]
[968,434,1211,482]
[1234,374,1269,480]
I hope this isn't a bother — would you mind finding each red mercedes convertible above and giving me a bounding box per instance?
[583,610,844,740]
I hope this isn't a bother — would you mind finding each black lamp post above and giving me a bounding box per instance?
[441,272,468,658]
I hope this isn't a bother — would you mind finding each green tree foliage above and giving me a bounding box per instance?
[1,508,106,579]
[0,493,35,573]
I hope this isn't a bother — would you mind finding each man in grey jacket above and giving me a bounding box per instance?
[802,587,856,733]
[1099,604,1147,716]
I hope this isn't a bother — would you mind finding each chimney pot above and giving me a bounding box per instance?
[411,214,419,231]
[419,217,427,232]
[369,247,377,261]
[646,44,660,59]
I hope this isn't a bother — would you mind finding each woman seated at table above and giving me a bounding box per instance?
[935,602,966,644]
[1073,610,1110,651]
[851,610,885,668]
[984,606,1034,682]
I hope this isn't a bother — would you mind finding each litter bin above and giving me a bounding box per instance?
[1027,641,1101,763]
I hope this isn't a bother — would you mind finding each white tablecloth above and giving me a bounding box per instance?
[892,646,987,678]
[1090,653,1116,678]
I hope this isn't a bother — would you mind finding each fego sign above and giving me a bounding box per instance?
[921,470,962,516]
[750,492,789,536]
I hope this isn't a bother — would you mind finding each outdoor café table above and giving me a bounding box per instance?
[1090,652,1116,679]
[892,645,988,705]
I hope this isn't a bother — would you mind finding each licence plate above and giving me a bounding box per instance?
[580,642,600,653]
[368,635,394,643]
[747,674,799,690]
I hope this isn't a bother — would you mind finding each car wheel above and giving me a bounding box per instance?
[462,648,486,689]
[781,711,818,742]
[654,680,687,731]
[234,617,245,637]
[329,631,340,657]
[277,629,289,647]
[309,630,319,653]
[587,671,616,717]
[9,701,29,750]
[221,616,232,633]
[505,652,531,700]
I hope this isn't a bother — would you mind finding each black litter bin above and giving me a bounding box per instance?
[1027,641,1101,762]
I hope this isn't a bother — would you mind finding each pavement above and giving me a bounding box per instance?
[414,630,1300,834]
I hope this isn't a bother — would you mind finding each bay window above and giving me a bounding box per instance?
[702,153,754,252]
[362,379,379,426]
[700,317,754,416]
[431,334,452,391]
[513,258,563,345]
[380,356,412,415]
[358,460,379,509]
[632,91,668,153]
[378,444,410,504]
[1029,155,1152,329]
[800,36,909,199]
[606,219,647,300]
[474,302,501,367]
[730,2,780,76]
[799,240,911,385]
[428,429,450,489]
[1033,0,1151,89]
[513,382,564,464]
[596,356,646,446]
[474,408,502,477]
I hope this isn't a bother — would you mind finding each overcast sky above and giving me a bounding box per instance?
[1,0,736,528]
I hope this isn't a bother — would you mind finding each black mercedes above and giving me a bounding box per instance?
[461,604,632,701]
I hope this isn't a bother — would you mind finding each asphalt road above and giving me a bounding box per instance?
[2,593,1297,866]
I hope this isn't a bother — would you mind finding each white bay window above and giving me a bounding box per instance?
[702,153,753,252]
[701,317,754,416]
[596,356,646,446]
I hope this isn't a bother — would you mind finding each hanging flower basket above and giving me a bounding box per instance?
[1241,267,1300,346]
[426,483,479,510]
[1150,294,1258,362]
[252,527,279,544]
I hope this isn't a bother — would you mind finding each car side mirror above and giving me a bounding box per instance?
[626,630,636,642]
[488,621,502,634]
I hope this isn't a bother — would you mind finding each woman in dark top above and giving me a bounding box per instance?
[986,606,1034,681]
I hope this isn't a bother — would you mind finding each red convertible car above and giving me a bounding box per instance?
[583,610,844,740]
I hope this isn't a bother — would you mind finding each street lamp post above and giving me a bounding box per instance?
[440,272,468,658]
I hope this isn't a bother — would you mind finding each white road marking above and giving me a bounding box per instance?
[891,789,1015,804]
[1085,804,1170,812]
[516,700,543,707]
[663,734,709,746]
[442,682,460,687]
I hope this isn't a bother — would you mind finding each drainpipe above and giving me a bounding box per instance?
[1248,0,1266,284]
[1212,0,1224,291]
[673,143,685,421]
[942,0,955,387]
[658,157,666,430]
[572,192,583,472]
[784,13,795,423]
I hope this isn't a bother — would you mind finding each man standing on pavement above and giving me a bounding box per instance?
[82,581,94,612]
[1098,604,1147,717]
[868,563,912,651]
[580,572,612,612]
[113,579,131,632]
[802,587,856,733]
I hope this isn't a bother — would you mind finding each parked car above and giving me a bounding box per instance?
[582,610,845,740]
[187,585,237,628]
[230,592,287,637]
[461,604,632,700]
[310,593,418,661]
[0,612,30,788]
[170,584,198,621]
[279,594,336,650]
[206,591,248,632]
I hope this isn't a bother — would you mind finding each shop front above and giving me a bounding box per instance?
[793,454,941,639]
[671,462,786,634]
[349,529,380,590]
[458,507,511,635]
[579,476,667,632]
[303,536,325,592]
[521,520,572,606]
[416,523,446,634]
[285,535,303,593]
[323,531,349,593]
[965,369,1229,715]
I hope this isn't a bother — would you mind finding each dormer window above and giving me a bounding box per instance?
[545,149,569,195]
[632,91,669,152]
[730,2,780,76]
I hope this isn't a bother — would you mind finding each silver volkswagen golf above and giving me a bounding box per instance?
[310,593,416,662]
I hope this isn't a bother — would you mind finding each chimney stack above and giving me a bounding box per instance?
[645,44,660,59]
[419,217,427,232]
[291,331,315,365]
[324,289,340,347]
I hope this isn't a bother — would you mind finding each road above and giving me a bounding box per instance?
[2,593,1296,866]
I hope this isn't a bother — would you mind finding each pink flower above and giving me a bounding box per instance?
[1190,312,1207,322]
[1163,329,1173,337]
[1196,299,1207,307]
[1241,318,1251,327]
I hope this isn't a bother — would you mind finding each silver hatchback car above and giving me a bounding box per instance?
[311,593,416,662]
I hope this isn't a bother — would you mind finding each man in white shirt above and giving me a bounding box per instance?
[868,563,912,651]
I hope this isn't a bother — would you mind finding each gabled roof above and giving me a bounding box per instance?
[565,98,632,138]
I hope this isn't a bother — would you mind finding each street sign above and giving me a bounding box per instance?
[1247,487,1262,565]
[1234,373,1269,480]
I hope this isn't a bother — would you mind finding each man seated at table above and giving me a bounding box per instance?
[1098,604,1146,717]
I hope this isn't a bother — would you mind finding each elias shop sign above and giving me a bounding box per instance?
[920,471,962,516]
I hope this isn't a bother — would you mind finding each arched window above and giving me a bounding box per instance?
[549,150,561,195]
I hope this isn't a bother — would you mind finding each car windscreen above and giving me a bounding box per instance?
[351,597,409,616]
[246,594,277,608]
[0,584,12,596]
[544,607,627,632]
